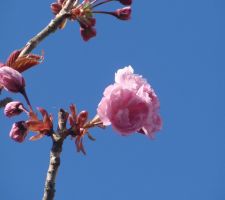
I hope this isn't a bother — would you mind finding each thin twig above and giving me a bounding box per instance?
[19,0,76,57]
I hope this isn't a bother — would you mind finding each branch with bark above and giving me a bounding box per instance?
[19,0,77,57]
[42,109,67,200]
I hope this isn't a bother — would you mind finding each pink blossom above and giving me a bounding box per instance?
[0,66,25,93]
[9,121,28,143]
[97,66,162,138]
[4,101,26,117]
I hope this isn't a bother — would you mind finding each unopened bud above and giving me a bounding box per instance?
[0,66,25,93]
[4,101,25,117]
[80,27,96,41]
[77,111,88,126]
[80,26,96,41]
[114,7,131,20]
[9,121,28,143]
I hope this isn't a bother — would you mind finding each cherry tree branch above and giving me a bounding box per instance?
[42,137,63,200]
[19,0,77,57]
[42,109,69,200]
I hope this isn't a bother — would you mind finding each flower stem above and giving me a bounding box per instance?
[92,10,114,16]
[20,89,33,111]
[91,0,115,9]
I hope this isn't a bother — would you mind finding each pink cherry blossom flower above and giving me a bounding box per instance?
[97,66,162,138]
[0,66,25,93]
[9,121,28,143]
[4,101,28,118]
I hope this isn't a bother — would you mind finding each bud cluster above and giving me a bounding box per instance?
[3,100,103,154]
[50,0,132,41]
[68,104,103,154]
[4,102,53,143]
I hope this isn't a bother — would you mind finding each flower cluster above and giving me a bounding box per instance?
[50,0,132,41]
[97,66,162,138]
[0,49,53,143]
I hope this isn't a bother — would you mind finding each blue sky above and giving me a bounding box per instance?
[0,0,225,200]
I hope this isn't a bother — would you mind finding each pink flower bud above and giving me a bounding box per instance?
[97,66,162,138]
[4,101,25,117]
[77,111,88,127]
[0,66,25,93]
[50,3,62,15]
[80,26,97,41]
[9,121,28,143]
[114,7,131,20]
[119,0,132,6]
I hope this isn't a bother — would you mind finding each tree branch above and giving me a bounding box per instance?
[42,109,68,200]
[42,138,63,200]
[19,0,76,57]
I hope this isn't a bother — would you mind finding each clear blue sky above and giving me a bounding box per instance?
[0,0,225,200]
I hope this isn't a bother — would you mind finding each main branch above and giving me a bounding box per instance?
[42,109,69,200]
[42,138,64,200]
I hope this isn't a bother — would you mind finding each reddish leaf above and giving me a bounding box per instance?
[28,111,39,121]
[79,138,86,155]
[87,132,96,141]
[29,133,45,141]
[70,104,77,121]
[75,137,86,155]
[26,120,45,132]
[5,50,21,67]
[27,108,52,134]
[10,53,43,72]
[37,107,48,118]
[69,115,75,126]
